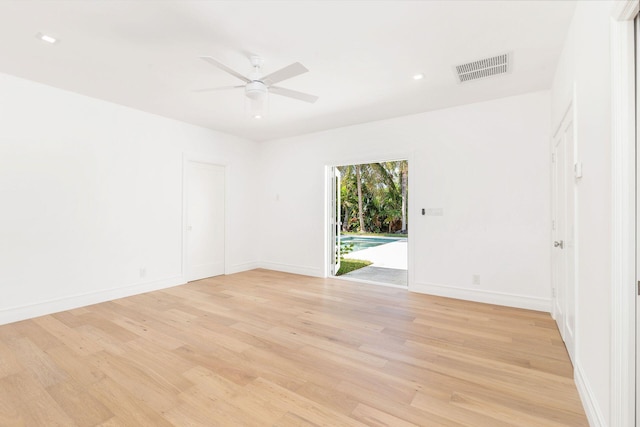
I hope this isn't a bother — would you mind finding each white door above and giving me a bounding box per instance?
[186,161,225,281]
[552,109,576,364]
[330,167,341,275]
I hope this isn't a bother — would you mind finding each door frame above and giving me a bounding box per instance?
[181,152,229,282]
[324,152,414,289]
[610,1,639,426]
[551,102,576,361]
[329,167,341,276]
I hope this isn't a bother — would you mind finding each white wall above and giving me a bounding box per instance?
[550,1,614,425]
[0,72,259,324]
[259,91,552,311]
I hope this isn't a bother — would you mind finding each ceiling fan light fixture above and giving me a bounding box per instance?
[245,81,267,100]
[247,90,267,120]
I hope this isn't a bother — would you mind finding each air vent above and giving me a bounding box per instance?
[454,53,511,83]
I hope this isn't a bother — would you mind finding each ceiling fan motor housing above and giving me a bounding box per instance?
[245,81,267,100]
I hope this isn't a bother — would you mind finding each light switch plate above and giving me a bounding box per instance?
[426,208,443,216]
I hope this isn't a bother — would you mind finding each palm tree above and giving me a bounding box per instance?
[338,160,408,234]
[355,164,365,232]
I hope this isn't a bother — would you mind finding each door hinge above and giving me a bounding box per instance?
[552,288,556,297]
[551,153,556,163]
[574,162,583,178]
[552,220,556,231]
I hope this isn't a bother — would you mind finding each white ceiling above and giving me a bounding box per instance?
[0,1,576,142]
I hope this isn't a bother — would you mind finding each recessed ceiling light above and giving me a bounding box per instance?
[413,73,425,80]
[36,32,58,44]
[253,114,263,120]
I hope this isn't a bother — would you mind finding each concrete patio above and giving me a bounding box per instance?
[341,239,407,286]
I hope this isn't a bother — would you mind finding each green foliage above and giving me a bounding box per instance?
[335,241,354,265]
[336,258,373,276]
[340,242,355,259]
[337,160,408,234]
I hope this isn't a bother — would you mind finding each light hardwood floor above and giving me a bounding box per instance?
[0,269,588,426]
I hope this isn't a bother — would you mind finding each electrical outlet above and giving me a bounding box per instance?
[472,274,480,285]
[139,267,146,278]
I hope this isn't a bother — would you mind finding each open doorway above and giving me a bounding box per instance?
[329,160,408,287]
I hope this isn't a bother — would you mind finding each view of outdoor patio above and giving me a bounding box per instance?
[334,160,408,286]
[340,236,407,286]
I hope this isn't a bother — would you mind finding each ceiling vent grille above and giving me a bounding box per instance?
[455,53,511,83]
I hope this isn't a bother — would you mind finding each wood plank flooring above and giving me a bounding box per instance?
[0,269,588,426]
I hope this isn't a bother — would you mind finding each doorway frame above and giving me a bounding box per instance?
[610,1,639,426]
[324,152,414,289]
[181,152,230,282]
[551,100,577,365]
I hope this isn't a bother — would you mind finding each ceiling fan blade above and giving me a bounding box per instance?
[200,56,250,83]
[270,86,319,104]
[262,62,308,86]
[193,85,244,93]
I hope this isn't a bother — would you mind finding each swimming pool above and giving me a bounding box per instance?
[340,235,401,252]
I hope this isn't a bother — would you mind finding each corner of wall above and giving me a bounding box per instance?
[258,262,324,278]
[0,275,185,326]
[575,362,607,427]
[227,261,262,275]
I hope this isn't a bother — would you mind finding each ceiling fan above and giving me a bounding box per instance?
[196,55,319,104]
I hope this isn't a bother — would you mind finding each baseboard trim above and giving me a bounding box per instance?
[575,362,606,427]
[227,261,261,275]
[410,282,551,312]
[0,275,185,326]
[259,262,323,278]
